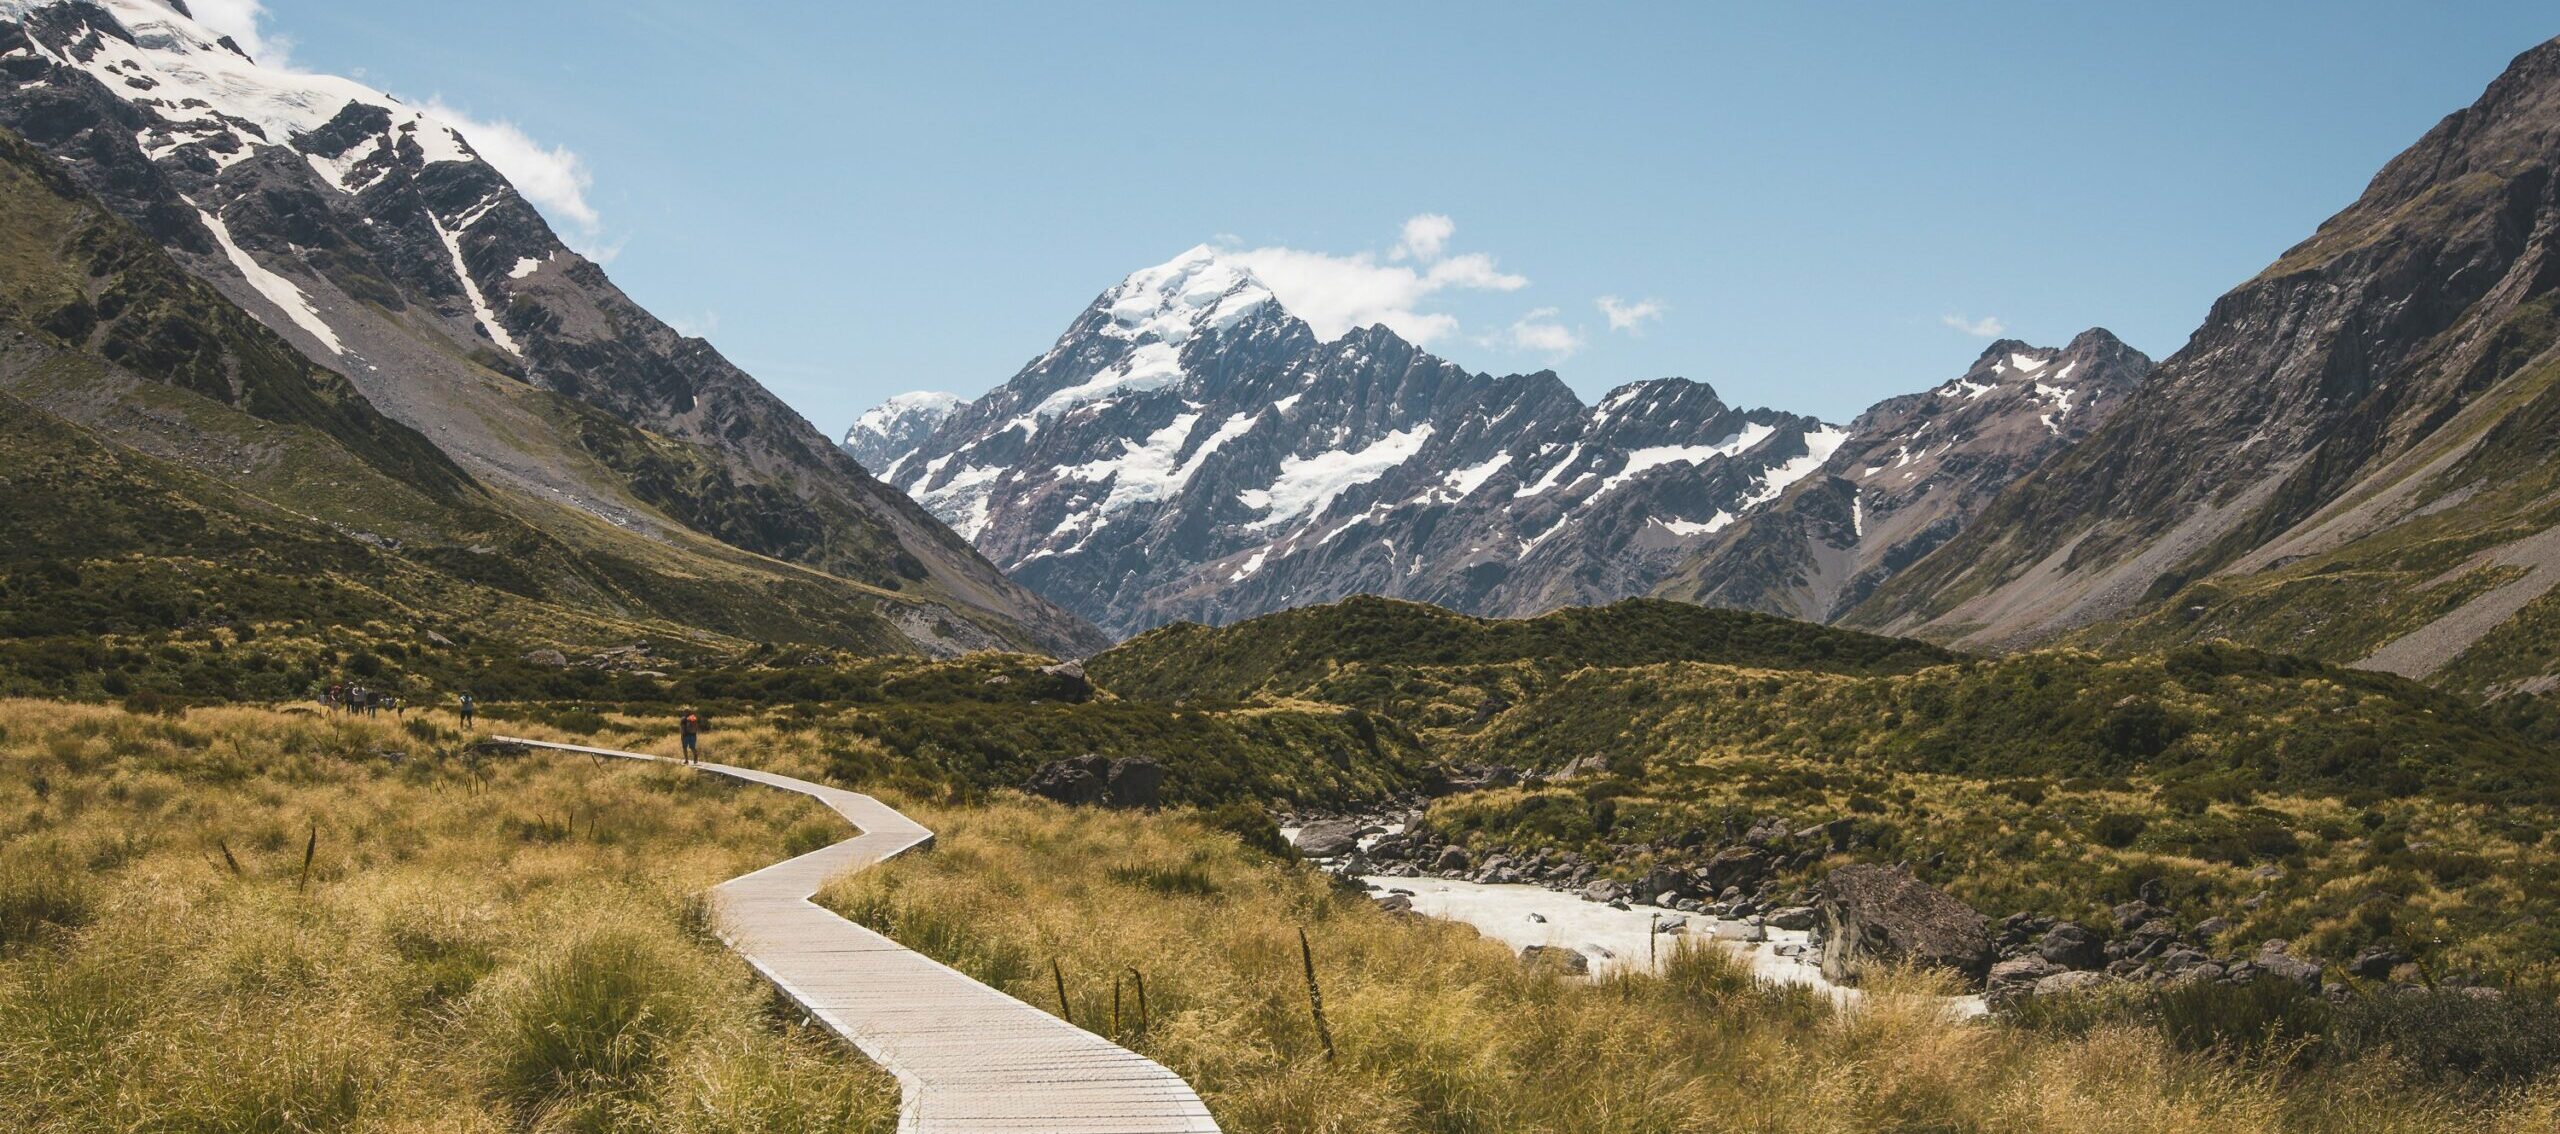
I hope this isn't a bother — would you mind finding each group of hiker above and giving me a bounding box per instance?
[322,683,411,717]
[316,682,703,764]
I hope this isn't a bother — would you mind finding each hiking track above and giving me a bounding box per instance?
[494,736,1222,1134]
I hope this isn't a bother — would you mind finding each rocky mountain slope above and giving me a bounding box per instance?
[1845,36,2560,698]
[866,245,1850,637]
[1653,331,2151,621]
[0,0,1101,657]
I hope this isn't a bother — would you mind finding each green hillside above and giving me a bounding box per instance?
[1088,594,1956,705]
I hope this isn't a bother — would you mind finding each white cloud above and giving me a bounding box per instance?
[1597,295,1663,334]
[1941,313,2007,337]
[184,0,291,65]
[422,98,603,237]
[1391,213,1454,262]
[1506,307,1584,358]
[1223,215,1525,345]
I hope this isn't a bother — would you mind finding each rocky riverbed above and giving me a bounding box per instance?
[1284,803,2405,1012]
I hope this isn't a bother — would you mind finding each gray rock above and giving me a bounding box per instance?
[523,648,569,667]
[1434,845,1472,872]
[1702,846,1773,894]
[1817,864,1996,986]
[1766,905,1819,931]
[1292,818,1367,858]
[2039,922,2106,970]
[1986,956,2061,1008]
[2032,970,2116,998]
[2254,942,2323,991]
[1521,945,1590,975]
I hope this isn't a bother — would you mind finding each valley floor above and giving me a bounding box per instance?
[8,698,2560,1133]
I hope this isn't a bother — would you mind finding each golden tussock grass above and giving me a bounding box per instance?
[0,699,896,1132]
[825,795,2560,1134]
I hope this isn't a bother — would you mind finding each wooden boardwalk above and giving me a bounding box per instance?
[495,737,1222,1134]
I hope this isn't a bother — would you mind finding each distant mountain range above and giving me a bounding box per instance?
[848,247,2128,639]
[0,0,1103,660]
[857,36,2560,701]
[1653,330,2151,621]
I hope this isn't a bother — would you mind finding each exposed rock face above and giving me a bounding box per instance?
[864,245,1846,637]
[1847,36,2560,696]
[0,0,1101,658]
[1655,331,2152,621]
[1816,864,1996,985]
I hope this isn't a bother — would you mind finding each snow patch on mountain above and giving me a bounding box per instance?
[1241,425,1435,530]
[190,203,341,353]
[1596,423,1776,501]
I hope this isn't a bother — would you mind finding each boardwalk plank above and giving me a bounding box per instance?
[494,737,1221,1134]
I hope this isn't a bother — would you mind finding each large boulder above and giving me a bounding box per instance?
[1701,846,1772,894]
[1103,756,1165,809]
[1292,818,1367,858]
[1025,754,1167,809]
[1636,864,1690,905]
[1816,864,1996,986]
[1025,754,1109,805]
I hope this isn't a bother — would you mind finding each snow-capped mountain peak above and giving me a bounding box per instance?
[861,252,1855,635]
[841,390,964,475]
[1101,244,1277,346]
[9,0,469,169]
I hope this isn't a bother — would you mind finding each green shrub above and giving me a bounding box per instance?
[2091,813,2149,848]
[1197,800,1289,858]
[2333,987,2560,1092]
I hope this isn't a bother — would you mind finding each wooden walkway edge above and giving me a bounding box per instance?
[493,736,1222,1134]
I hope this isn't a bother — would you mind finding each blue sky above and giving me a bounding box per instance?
[229,1,2554,429]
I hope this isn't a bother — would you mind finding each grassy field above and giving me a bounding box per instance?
[824,797,2560,1134]
[0,700,896,1132]
[9,698,2560,1132]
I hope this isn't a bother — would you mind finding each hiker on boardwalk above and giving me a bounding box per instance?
[457,693,476,729]
[680,710,702,764]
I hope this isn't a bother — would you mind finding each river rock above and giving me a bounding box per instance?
[1702,846,1772,893]
[1434,845,1472,872]
[2033,970,2116,998]
[1986,956,2061,1008]
[1766,905,1818,931]
[1817,864,1996,986]
[1293,818,1367,858]
[1521,945,1590,975]
[1638,864,1690,904]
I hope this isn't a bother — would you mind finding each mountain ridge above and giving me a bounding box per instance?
[0,0,1104,657]
[1843,34,2560,698]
